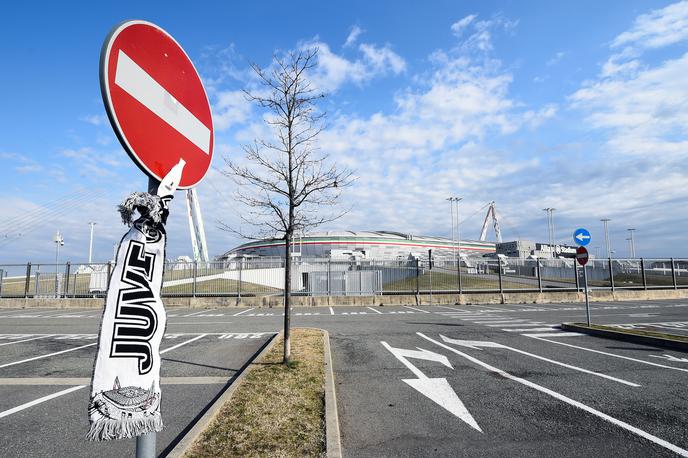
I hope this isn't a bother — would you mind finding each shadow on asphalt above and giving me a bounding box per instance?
[162,357,236,372]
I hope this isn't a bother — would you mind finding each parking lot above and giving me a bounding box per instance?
[1,299,687,456]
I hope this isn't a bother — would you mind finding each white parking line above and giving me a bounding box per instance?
[0,343,97,369]
[233,308,255,316]
[504,327,560,332]
[528,335,688,373]
[183,309,215,317]
[487,323,547,327]
[0,385,87,419]
[473,320,526,324]
[160,334,207,354]
[0,335,53,347]
[418,333,688,457]
[403,306,430,314]
[523,332,583,338]
[367,307,383,315]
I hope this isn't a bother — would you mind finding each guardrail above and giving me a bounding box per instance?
[1,257,687,299]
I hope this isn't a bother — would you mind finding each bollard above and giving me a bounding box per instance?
[536,260,542,293]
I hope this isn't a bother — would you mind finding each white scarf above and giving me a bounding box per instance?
[87,193,170,441]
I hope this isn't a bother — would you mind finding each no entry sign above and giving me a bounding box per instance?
[100,20,213,189]
[576,246,589,266]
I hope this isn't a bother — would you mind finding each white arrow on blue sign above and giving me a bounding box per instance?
[573,228,591,246]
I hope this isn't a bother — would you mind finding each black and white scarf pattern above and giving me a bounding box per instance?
[87,193,171,441]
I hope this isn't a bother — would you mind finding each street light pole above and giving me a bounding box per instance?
[601,218,611,258]
[53,231,64,296]
[447,198,455,265]
[627,228,636,258]
[88,222,96,264]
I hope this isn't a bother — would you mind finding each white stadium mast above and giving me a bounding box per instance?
[479,201,502,243]
[185,188,209,263]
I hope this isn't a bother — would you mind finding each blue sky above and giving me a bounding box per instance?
[2,0,688,264]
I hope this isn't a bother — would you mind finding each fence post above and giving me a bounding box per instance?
[497,260,503,293]
[327,260,331,296]
[64,262,71,298]
[35,268,40,297]
[574,261,579,291]
[536,260,542,293]
[671,258,677,289]
[0,268,3,297]
[24,262,31,298]
[415,258,420,296]
[640,258,647,290]
[608,258,615,292]
[456,256,463,294]
[237,260,243,302]
[192,261,197,298]
[106,261,112,291]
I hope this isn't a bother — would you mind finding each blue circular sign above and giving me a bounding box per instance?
[573,228,591,246]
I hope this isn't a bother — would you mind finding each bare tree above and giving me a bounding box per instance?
[222,48,353,364]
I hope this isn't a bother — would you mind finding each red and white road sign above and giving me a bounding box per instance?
[576,246,589,266]
[100,20,213,189]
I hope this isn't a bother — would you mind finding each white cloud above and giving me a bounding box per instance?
[451,15,477,36]
[547,51,565,66]
[304,40,406,92]
[612,1,688,51]
[80,114,107,126]
[213,90,252,131]
[344,25,364,48]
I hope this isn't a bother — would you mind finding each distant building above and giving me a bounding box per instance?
[218,230,496,261]
[497,240,577,259]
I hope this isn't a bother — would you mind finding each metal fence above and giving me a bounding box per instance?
[1,257,687,299]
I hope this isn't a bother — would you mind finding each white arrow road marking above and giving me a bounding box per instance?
[439,335,640,387]
[527,335,688,373]
[380,341,482,432]
[648,354,688,363]
[418,333,688,457]
[115,50,211,154]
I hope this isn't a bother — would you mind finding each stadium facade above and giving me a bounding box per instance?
[219,231,496,261]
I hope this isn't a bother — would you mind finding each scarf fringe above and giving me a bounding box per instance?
[86,413,163,442]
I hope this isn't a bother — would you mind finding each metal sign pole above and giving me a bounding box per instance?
[584,263,590,326]
[135,176,160,458]
[136,432,156,458]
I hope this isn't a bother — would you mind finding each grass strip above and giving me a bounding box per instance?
[186,328,325,458]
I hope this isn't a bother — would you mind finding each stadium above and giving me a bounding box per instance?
[219,230,496,261]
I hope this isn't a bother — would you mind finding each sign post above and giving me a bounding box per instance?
[95,20,214,457]
[576,246,590,325]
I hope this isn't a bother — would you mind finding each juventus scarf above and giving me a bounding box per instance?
[87,192,171,441]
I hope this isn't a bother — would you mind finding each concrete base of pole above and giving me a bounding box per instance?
[136,432,156,458]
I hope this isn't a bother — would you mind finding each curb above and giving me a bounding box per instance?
[323,330,342,458]
[561,323,688,352]
[165,332,279,458]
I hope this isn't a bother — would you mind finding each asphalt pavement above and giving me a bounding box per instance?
[1,298,687,456]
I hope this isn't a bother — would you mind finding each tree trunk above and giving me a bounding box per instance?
[283,232,291,364]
